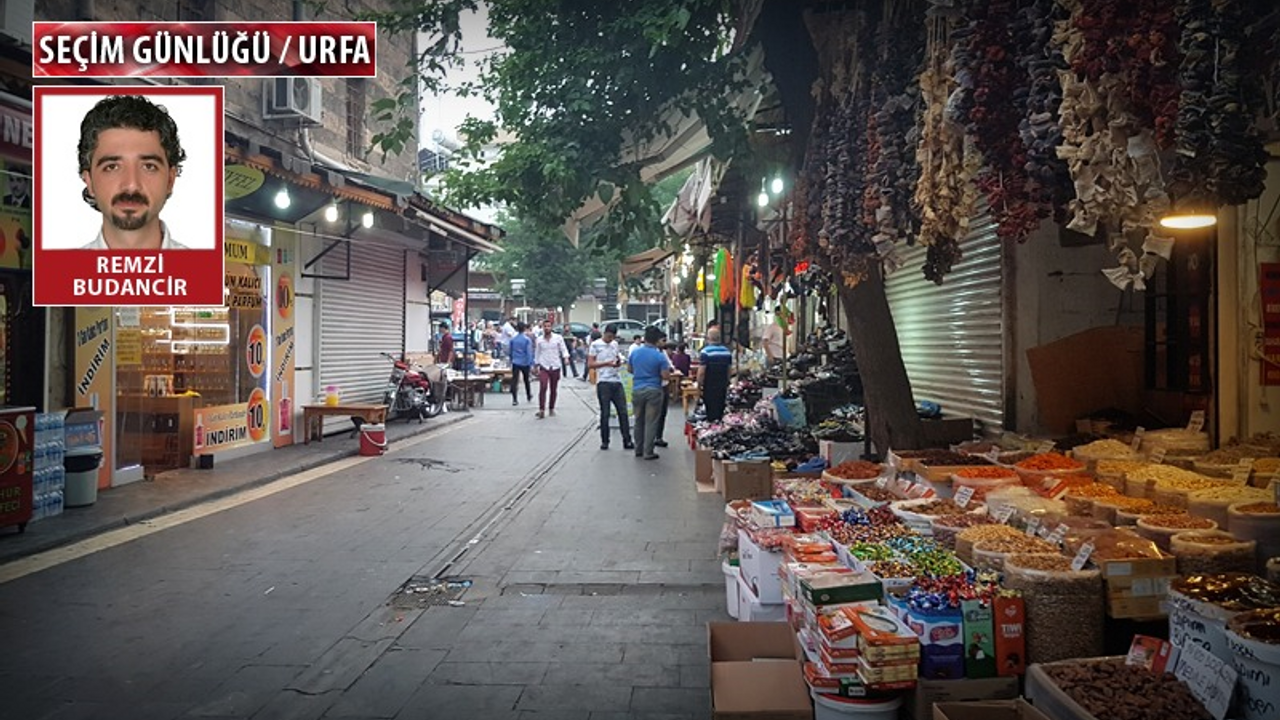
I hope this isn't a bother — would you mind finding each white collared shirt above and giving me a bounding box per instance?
[534,332,569,370]
[81,221,188,250]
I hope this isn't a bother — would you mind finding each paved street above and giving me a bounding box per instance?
[0,381,729,720]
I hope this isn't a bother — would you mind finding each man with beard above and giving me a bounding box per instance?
[76,95,189,250]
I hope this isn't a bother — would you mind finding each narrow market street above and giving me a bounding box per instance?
[0,382,728,720]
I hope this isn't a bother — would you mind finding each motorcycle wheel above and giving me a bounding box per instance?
[422,397,444,419]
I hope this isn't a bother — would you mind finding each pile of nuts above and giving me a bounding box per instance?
[1040,658,1210,720]
[1138,514,1216,530]
[828,460,884,480]
[931,515,999,550]
[900,499,973,517]
[1170,531,1256,576]
[899,449,992,467]
[1233,502,1280,514]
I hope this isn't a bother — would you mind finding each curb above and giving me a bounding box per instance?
[0,411,473,565]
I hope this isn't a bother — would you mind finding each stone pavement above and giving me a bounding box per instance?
[0,379,731,719]
[0,409,475,565]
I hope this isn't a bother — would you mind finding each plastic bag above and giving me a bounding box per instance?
[773,395,807,431]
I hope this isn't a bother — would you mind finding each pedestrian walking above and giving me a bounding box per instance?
[697,327,733,422]
[588,324,634,451]
[509,321,534,405]
[437,322,454,368]
[564,335,580,378]
[653,333,675,448]
[533,319,570,418]
[627,326,671,460]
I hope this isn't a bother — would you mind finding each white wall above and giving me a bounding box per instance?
[405,252,432,352]
[1220,156,1280,441]
[1012,224,1145,433]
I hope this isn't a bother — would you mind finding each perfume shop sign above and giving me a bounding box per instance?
[226,272,263,310]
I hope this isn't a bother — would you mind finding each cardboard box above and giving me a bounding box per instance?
[750,500,796,528]
[716,460,773,501]
[800,571,882,607]
[696,447,714,484]
[820,440,862,467]
[708,622,812,720]
[961,599,996,679]
[1026,325,1143,435]
[737,572,786,622]
[739,529,785,604]
[908,676,1020,720]
[1099,555,1176,618]
[992,596,1025,677]
[933,698,1053,720]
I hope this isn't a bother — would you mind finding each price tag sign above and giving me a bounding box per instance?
[1047,523,1070,546]
[1186,410,1206,434]
[1150,447,1168,464]
[886,450,899,470]
[876,474,890,489]
[954,486,976,509]
[1071,541,1095,571]
[1131,426,1146,452]
[1036,440,1055,454]
[995,505,1015,524]
[983,448,1002,464]
[1024,517,1040,537]
[1174,638,1237,720]
[1233,458,1255,484]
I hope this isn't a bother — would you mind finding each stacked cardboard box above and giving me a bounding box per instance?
[708,622,811,720]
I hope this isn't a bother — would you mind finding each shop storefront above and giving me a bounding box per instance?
[110,220,277,482]
[0,93,42,413]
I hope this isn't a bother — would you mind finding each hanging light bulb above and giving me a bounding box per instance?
[324,202,339,223]
[361,210,374,229]
[274,188,291,209]
[757,177,769,208]
[770,176,784,195]
[1158,196,1217,229]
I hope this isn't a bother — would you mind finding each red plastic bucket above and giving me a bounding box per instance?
[359,423,387,456]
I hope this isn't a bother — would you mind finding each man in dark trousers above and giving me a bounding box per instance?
[697,327,732,422]
[587,323,633,451]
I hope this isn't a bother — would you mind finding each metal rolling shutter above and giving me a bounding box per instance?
[319,242,406,407]
[884,215,1006,433]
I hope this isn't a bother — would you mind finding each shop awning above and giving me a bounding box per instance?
[620,247,675,278]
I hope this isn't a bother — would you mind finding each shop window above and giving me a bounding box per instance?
[346,79,367,158]
[1144,233,1213,394]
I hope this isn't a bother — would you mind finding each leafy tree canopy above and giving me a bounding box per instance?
[363,0,752,249]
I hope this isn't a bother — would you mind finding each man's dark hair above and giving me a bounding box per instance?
[677,343,688,352]
[439,322,449,330]
[643,326,663,344]
[78,95,186,210]
[604,323,618,336]
[79,95,186,174]
[516,321,527,332]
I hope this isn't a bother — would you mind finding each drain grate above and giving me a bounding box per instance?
[390,575,472,609]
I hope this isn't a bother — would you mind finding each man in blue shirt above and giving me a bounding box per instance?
[697,327,733,422]
[509,321,534,405]
[627,326,671,460]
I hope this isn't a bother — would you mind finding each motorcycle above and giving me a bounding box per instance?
[380,352,446,420]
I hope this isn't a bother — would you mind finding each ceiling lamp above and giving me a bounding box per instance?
[324,202,339,223]
[1159,197,1217,230]
[361,210,375,229]
[273,188,291,209]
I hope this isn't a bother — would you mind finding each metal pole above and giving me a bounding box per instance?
[779,202,789,393]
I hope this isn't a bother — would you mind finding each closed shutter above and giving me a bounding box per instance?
[320,242,406,408]
[884,215,1006,433]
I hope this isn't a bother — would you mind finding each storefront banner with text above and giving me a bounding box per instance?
[272,226,296,447]
[73,307,114,488]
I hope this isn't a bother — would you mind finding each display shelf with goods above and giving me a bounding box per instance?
[29,411,65,523]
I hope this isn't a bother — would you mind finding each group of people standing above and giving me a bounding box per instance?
[587,324,731,461]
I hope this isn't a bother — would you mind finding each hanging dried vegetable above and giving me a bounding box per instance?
[1014,0,1074,224]
[914,11,970,284]
[955,0,1040,244]
[1053,0,1171,240]
[1203,0,1268,205]
[1169,0,1215,199]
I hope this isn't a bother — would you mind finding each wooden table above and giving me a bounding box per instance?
[301,403,388,444]
[449,376,493,407]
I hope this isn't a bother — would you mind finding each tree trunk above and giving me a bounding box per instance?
[837,264,925,453]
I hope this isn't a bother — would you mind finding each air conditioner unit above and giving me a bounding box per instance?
[262,78,323,124]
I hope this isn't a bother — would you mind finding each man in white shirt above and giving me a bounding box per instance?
[498,318,517,359]
[533,318,570,419]
[587,324,634,451]
[76,95,190,251]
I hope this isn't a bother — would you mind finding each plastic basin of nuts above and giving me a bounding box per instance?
[1027,657,1211,720]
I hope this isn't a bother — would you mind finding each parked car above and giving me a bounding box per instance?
[603,319,648,343]
[553,322,592,340]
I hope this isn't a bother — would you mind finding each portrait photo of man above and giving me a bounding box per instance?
[77,95,188,250]
[3,171,30,209]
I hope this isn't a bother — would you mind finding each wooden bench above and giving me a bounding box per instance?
[301,404,388,444]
